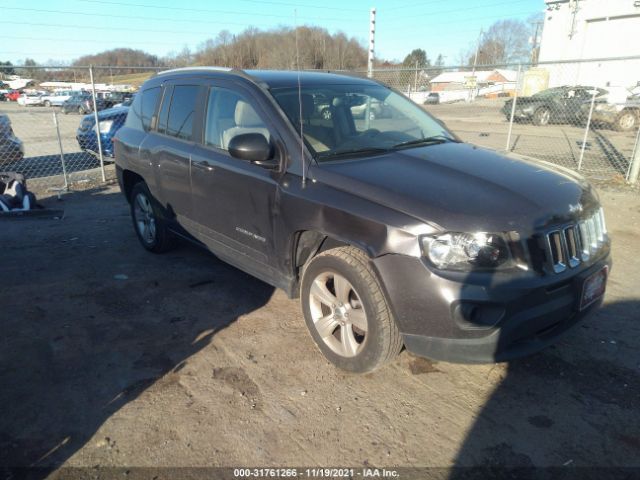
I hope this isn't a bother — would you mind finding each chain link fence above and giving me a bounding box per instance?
[361,57,640,183]
[1,60,639,194]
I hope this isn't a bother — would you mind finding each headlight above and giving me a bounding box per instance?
[98,120,113,133]
[420,232,511,270]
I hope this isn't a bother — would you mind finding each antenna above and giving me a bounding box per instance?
[295,10,307,188]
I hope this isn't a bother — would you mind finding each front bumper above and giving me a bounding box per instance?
[373,252,611,363]
[77,131,114,157]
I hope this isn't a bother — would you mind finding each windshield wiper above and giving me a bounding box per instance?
[392,135,459,150]
[316,147,391,161]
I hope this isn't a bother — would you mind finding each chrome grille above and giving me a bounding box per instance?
[545,208,607,274]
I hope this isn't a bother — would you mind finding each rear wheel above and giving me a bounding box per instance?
[614,111,637,131]
[532,107,551,126]
[78,106,84,114]
[300,246,403,373]
[130,182,176,253]
[44,100,51,108]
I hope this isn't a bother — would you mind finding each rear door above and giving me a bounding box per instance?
[143,82,202,231]
[190,80,282,268]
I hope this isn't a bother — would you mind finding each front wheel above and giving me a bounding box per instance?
[300,246,403,373]
[130,182,176,253]
[44,100,51,108]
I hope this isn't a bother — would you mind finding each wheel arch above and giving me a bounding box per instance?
[290,230,375,297]
[121,169,145,203]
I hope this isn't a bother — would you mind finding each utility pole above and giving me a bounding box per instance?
[471,28,483,76]
[367,7,376,78]
[469,28,483,102]
[530,20,543,65]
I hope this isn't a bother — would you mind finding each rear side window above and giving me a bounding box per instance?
[166,85,199,141]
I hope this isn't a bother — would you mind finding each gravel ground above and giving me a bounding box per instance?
[0,183,639,476]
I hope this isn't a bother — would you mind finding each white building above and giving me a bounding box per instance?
[538,0,640,89]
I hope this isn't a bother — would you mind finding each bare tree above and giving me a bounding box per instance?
[468,19,530,66]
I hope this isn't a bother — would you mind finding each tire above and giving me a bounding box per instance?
[129,182,176,253]
[532,107,551,126]
[321,108,332,120]
[78,106,84,114]
[368,110,377,121]
[44,100,51,108]
[614,111,637,132]
[300,246,403,373]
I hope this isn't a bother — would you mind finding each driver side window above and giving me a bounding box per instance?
[204,87,270,151]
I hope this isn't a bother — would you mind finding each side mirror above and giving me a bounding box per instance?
[228,133,278,168]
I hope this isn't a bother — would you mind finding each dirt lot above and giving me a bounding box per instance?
[1,183,639,475]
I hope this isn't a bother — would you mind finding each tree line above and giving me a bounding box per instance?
[1,18,539,82]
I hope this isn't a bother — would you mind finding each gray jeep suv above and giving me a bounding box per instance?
[114,68,611,373]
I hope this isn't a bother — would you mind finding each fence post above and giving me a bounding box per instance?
[578,87,598,171]
[89,65,106,182]
[53,111,69,191]
[505,64,522,151]
[627,125,640,184]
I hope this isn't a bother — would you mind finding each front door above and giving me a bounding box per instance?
[190,82,281,268]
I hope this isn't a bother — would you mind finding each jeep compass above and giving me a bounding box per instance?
[114,68,610,373]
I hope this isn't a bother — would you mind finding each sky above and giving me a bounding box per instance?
[0,0,545,66]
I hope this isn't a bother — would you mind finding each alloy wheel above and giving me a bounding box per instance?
[308,271,368,357]
[133,193,156,245]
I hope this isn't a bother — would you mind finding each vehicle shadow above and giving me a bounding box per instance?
[449,298,640,476]
[0,188,275,475]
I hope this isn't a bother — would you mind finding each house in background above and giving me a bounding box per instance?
[538,0,640,89]
[429,69,519,100]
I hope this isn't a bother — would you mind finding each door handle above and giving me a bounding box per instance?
[192,158,214,172]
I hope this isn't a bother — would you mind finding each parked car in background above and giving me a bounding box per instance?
[581,90,640,132]
[61,92,106,114]
[319,94,390,120]
[114,68,610,373]
[77,104,129,158]
[17,93,44,106]
[41,90,76,107]
[424,92,440,105]
[502,86,605,126]
[103,91,134,109]
[5,90,21,102]
[0,114,24,167]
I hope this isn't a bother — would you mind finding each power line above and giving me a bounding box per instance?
[384,0,535,22]
[379,10,541,40]
[227,0,361,12]
[0,35,185,47]
[382,0,452,12]
[74,0,354,22]
[1,7,276,28]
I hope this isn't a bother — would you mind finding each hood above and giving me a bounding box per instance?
[311,142,598,234]
[96,105,129,119]
[81,106,128,124]
[505,96,545,106]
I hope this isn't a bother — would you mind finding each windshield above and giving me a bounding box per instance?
[271,84,456,161]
